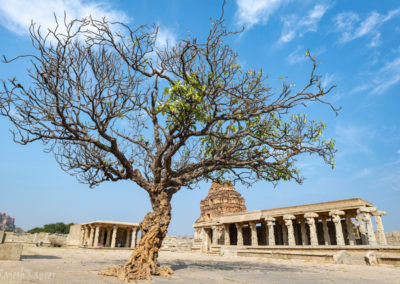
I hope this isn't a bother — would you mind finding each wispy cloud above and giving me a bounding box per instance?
[0,0,129,35]
[351,168,372,180]
[279,4,329,44]
[286,45,326,65]
[321,73,335,89]
[351,53,400,96]
[335,124,375,154]
[235,0,288,28]
[371,56,400,95]
[334,8,400,46]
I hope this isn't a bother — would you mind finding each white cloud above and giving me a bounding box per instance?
[397,149,400,155]
[235,0,287,28]
[334,8,400,46]
[0,0,129,35]
[279,4,329,43]
[155,26,177,49]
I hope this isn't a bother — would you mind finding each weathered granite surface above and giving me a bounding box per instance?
[386,231,400,246]
[0,243,23,260]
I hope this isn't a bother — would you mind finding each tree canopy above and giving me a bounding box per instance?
[28,222,74,234]
[0,9,337,281]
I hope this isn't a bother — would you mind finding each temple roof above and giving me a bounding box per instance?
[80,220,139,227]
[197,197,374,225]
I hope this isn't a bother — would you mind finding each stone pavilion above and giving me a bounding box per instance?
[193,181,389,253]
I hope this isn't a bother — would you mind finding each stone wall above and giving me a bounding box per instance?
[66,224,81,246]
[161,236,193,252]
[3,232,68,247]
[386,231,400,246]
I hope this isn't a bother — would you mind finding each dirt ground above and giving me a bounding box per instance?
[0,246,400,283]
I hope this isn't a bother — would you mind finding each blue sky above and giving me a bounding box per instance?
[0,0,399,235]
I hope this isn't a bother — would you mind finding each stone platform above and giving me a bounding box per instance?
[194,245,400,266]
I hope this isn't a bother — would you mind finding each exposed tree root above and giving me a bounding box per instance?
[100,263,173,282]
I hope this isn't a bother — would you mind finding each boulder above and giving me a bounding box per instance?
[0,243,23,261]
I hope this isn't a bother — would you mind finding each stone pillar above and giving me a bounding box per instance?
[283,215,296,246]
[131,228,137,248]
[194,228,200,240]
[321,218,331,245]
[305,213,319,246]
[79,228,85,246]
[88,226,95,247]
[329,210,345,246]
[293,222,299,245]
[93,225,100,248]
[280,220,288,245]
[212,226,218,245]
[236,223,243,246]
[105,228,111,246]
[356,215,368,245]
[224,224,230,245]
[300,219,308,245]
[99,228,105,245]
[201,227,211,252]
[345,216,356,245]
[83,226,89,245]
[373,211,387,245]
[111,226,118,248]
[359,207,377,246]
[249,222,258,246]
[265,217,275,246]
[125,229,131,248]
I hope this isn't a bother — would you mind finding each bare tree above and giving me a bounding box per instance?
[0,10,337,282]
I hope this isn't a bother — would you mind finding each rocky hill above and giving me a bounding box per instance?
[0,212,15,231]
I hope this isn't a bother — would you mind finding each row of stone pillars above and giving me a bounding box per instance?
[205,207,387,248]
[80,225,138,248]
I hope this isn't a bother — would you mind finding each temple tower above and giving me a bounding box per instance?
[196,180,246,224]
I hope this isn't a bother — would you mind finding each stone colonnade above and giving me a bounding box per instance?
[198,206,387,249]
[80,224,139,248]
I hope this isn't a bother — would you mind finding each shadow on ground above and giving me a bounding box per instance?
[21,255,61,259]
[161,259,298,273]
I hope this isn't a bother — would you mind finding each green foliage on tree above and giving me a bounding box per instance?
[28,222,74,234]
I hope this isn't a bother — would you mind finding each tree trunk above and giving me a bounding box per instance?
[101,190,173,281]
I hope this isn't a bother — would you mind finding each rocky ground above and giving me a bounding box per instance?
[0,246,400,283]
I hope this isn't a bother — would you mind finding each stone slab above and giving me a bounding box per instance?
[0,230,5,244]
[0,243,23,260]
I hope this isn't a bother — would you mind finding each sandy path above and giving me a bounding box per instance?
[0,247,399,283]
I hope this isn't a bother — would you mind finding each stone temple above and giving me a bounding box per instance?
[193,181,390,254]
[195,180,246,224]
[66,180,397,265]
